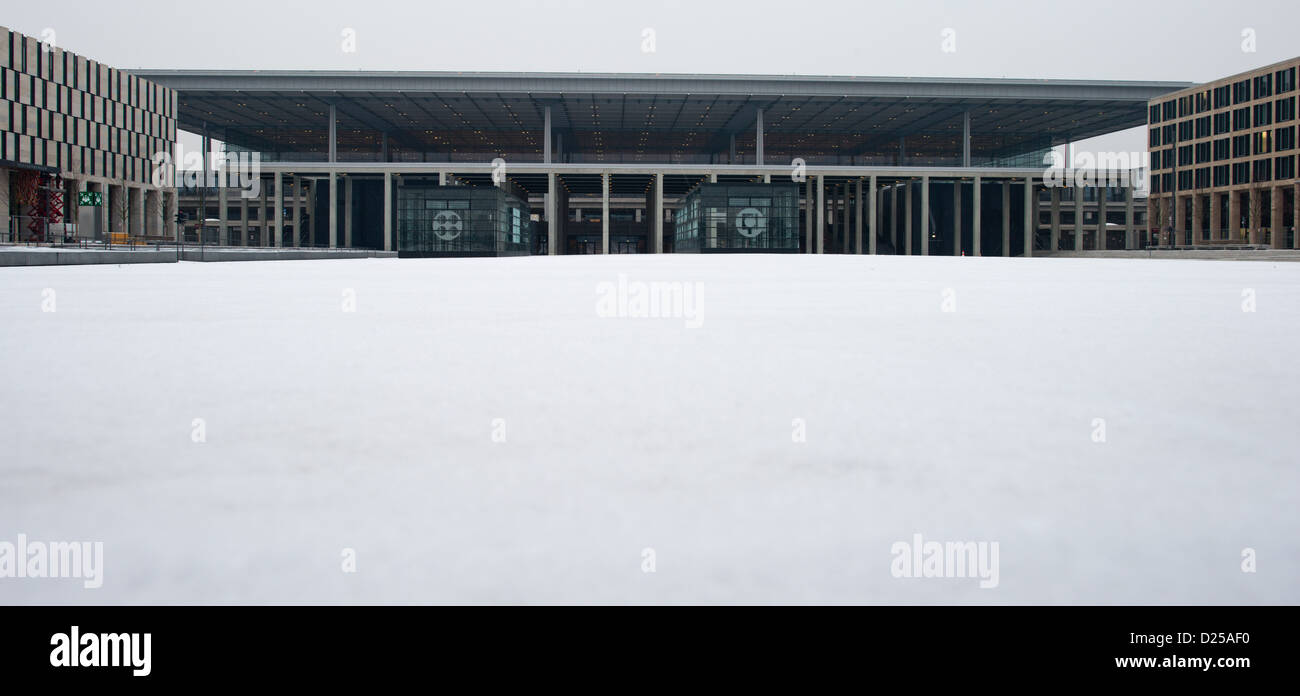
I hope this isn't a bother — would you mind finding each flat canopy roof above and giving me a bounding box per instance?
[132,70,1192,164]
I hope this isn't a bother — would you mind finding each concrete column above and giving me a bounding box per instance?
[383,171,392,252]
[546,172,556,255]
[259,177,269,246]
[129,187,143,237]
[653,172,663,253]
[543,106,552,164]
[0,169,9,240]
[1248,188,1261,245]
[855,179,864,254]
[290,176,300,248]
[439,172,447,186]
[816,175,825,253]
[328,104,337,163]
[972,176,982,256]
[867,176,877,255]
[1073,188,1084,251]
[755,108,764,167]
[920,175,929,256]
[1229,190,1241,242]
[805,177,813,253]
[1271,186,1284,248]
[1001,181,1011,257]
[962,111,971,167]
[952,181,962,256]
[1023,179,1034,257]
[217,185,228,245]
[1125,186,1135,249]
[344,176,353,248]
[274,172,283,247]
[904,182,913,255]
[165,189,178,241]
[99,183,109,241]
[1180,193,1190,248]
[1049,186,1061,250]
[1294,183,1300,249]
[145,188,161,237]
[1191,192,1202,246]
[891,184,898,252]
[601,172,610,254]
[328,172,338,248]
[709,173,717,183]
[1214,193,1221,244]
[1096,186,1108,250]
[841,183,850,253]
[239,196,248,246]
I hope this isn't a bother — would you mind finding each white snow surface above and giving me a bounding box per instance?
[1,254,1297,604]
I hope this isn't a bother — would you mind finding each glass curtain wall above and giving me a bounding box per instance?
[397,184,531,257]
[674,183,800,252]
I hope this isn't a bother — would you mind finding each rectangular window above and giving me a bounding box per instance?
[1254,103,1273,127]
[1232,162,1250,184]
[1232,134,1251,157]
[1254,73,1273,99]
[1195,116,1211,138]
[1277,67,1296,93]
[1276,155,1296,180]
[1213,138,1230,160]
[1214,111,1231,134]
[1195,141,1211,163]
[1214,85,1232,108]
[1149,104,1161,123]
[1276,126,1296,152]
[1253,158,1272,182]
[1277,97,1296,122]
[1233,107,1251,131]
[1213,164,1230,187]
[1196,90,1211,113]
[1149,128,1160,147]
[1254,130,1272,155]
[1233,79,1251,104]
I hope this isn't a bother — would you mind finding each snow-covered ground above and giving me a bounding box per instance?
[1,254,1297,604]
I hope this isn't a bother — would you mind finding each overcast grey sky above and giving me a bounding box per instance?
[7,0,1298,157]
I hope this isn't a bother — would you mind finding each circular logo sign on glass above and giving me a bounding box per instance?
[432,211,463,240]
[735,207,766,238]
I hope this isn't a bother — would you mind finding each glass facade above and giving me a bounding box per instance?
[397,184,531,257]
[673,183,800,252]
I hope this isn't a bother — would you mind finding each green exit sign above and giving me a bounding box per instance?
[77,191,102,207]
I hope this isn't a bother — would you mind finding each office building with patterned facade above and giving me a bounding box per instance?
[1148,56,1299,247]
[0,26,178,243]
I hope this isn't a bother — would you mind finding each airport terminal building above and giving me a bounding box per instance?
[3,24,1193,256]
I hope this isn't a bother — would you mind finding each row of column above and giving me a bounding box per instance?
[802,176,1035,256]
[186,172,1096,257]
[1045,186,1138,251]
[1156,184,1299,248]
